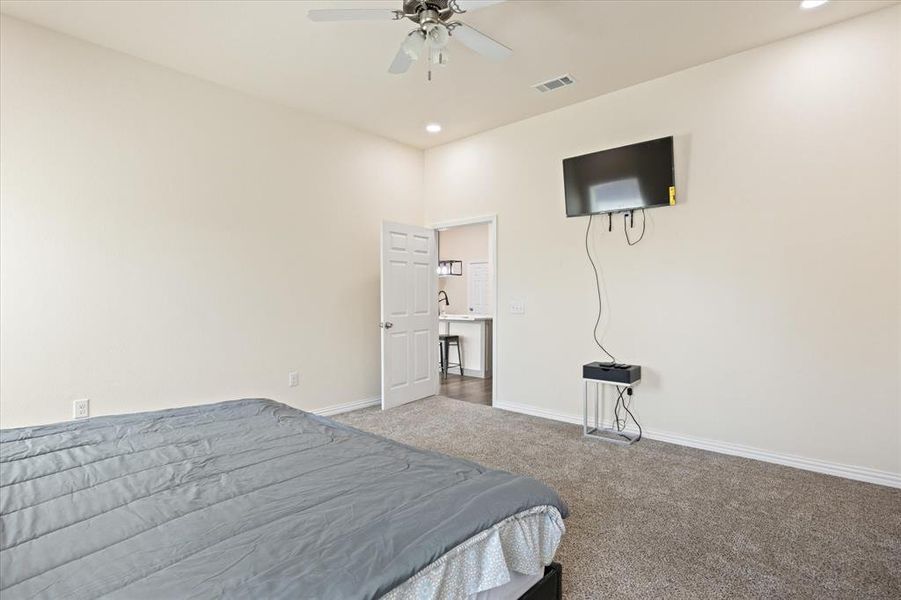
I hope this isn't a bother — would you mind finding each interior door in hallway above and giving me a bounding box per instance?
[468,261,490,314]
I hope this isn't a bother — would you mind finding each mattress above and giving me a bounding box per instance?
[0,398,567,599]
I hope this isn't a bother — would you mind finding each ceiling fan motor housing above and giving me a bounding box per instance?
[403,0,456,24]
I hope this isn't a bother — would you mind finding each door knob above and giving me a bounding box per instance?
[379,322,394,329]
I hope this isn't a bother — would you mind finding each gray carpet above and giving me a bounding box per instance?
[336,396,901,599]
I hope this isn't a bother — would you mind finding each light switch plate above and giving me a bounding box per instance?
[510,300,525,315]
[288,371,300,387]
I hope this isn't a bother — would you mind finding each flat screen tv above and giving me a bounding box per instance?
[563,136,675,217]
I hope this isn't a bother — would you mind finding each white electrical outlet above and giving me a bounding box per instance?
[510,299,526,315]
[288,371,299,387]
[73,398,89,419]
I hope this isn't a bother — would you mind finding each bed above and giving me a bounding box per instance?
[0,398,567,599]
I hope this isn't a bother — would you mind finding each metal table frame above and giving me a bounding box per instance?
[583,377,640,446]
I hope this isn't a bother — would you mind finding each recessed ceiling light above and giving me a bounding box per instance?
[425,123,442,134]
[800,0,828,9]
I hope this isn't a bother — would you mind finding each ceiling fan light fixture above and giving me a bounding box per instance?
[430,46,449,66]
[402,30,426,60]
[424,23,450,49]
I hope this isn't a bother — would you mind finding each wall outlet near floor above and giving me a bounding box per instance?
[510,299,526,315]
[288,371,300,387]
[72,398,90,419]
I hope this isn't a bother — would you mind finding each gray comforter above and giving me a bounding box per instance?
[0,398,567,599]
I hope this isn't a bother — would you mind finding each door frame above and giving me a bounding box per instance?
[430,214,498,406]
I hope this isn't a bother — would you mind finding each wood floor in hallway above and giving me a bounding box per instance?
[438,374,491,405]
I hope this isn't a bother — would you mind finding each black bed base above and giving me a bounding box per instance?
[519,562,562,600]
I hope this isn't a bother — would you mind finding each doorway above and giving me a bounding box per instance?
[434,216,497,406]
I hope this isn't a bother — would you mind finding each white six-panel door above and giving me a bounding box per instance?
[467,261,490,314]
[380,222,439,410]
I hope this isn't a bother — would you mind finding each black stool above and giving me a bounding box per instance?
[438,334,463,377]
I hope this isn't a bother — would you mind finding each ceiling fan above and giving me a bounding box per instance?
[308,0,512,76]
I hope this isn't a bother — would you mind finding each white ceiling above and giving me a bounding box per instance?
[0,0,895,148]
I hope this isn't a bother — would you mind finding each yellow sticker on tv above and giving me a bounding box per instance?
[669,186,676,205]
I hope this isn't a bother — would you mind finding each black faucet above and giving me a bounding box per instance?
[437,290,450,306]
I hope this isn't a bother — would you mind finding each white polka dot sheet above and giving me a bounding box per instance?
[383,505,565,600]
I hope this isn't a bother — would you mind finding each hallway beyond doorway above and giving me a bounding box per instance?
[439,374,492,406]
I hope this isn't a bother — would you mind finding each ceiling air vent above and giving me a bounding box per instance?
[533,74,575,93]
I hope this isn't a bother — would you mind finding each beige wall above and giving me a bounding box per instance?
[424,8,901,475]
[0,16,423,427]
[438,223,491,315]
[1,8,899,480]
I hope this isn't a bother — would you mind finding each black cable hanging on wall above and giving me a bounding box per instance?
[584,214,617,363]
[624,209,646,246]
[584,208,649,363]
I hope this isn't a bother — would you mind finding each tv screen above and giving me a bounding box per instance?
[563,136,675,217]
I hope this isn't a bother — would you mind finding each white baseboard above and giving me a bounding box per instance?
[493,400,901,489]
[313,396,380,417]
[462,368,487,378]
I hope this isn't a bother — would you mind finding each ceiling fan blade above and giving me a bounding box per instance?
[450,0,507,13]
[388,44,414,75]
[307,9,400,22]
[451,23,512,60]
